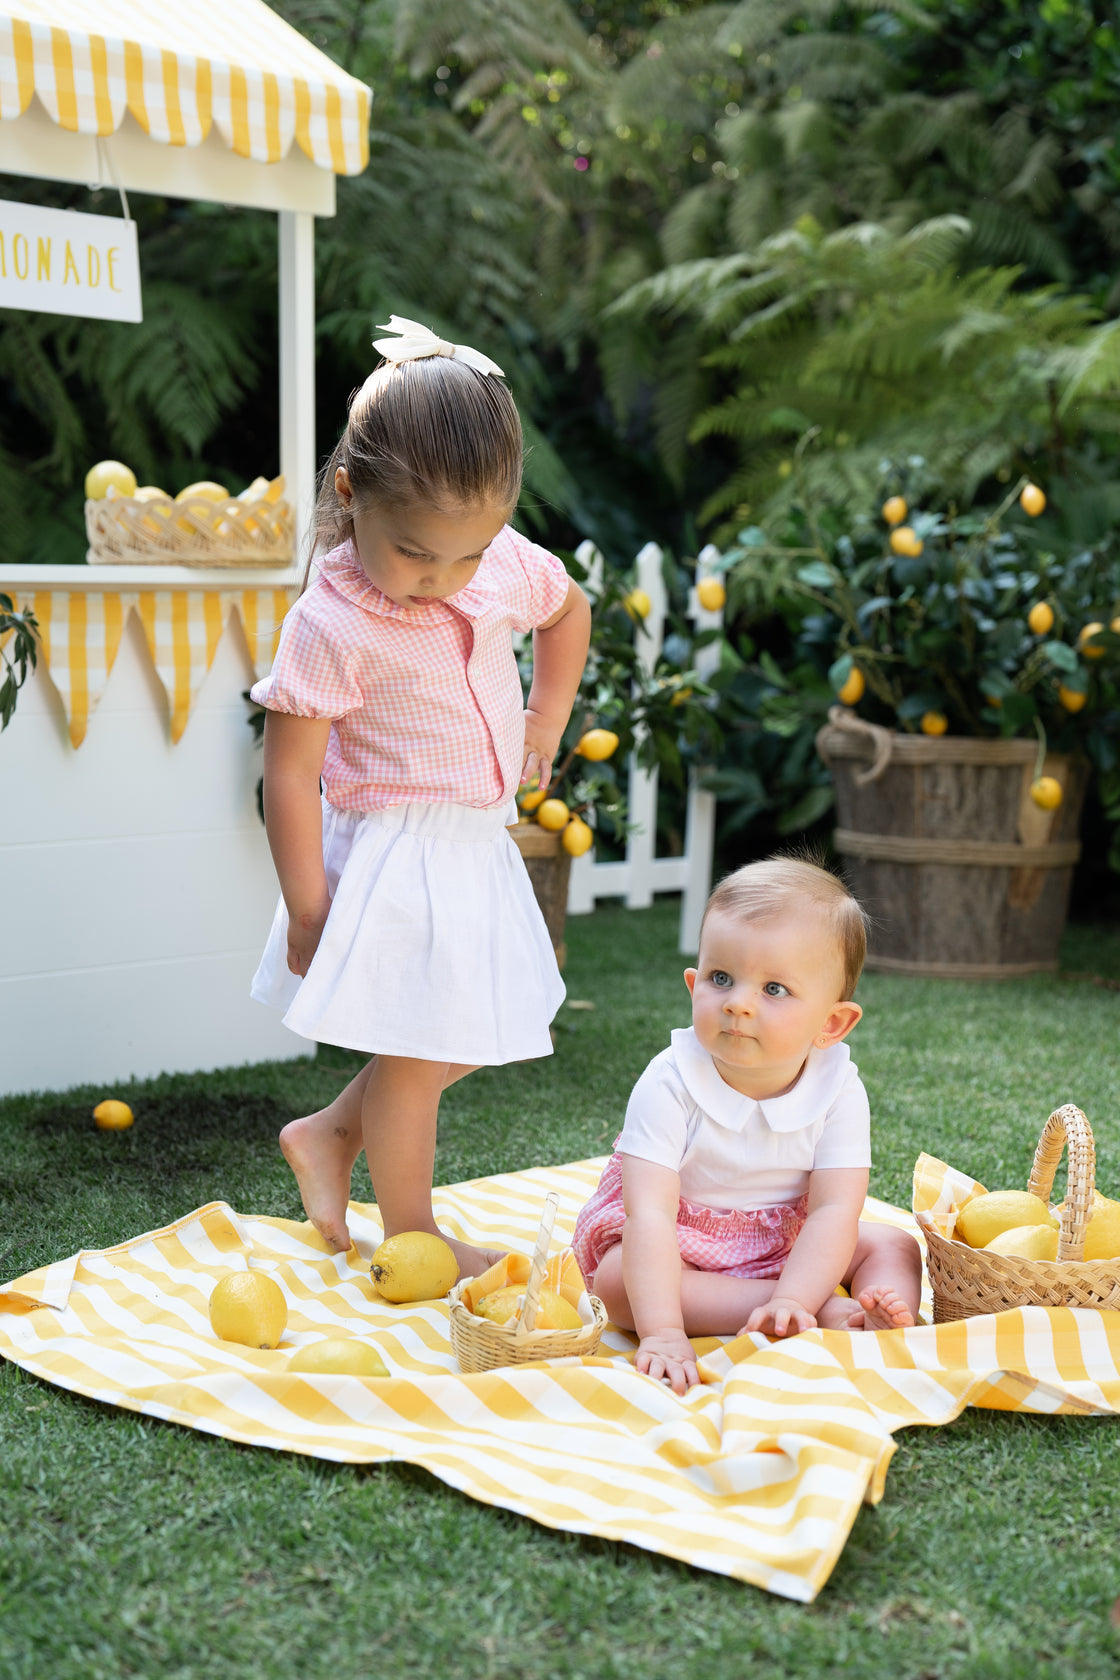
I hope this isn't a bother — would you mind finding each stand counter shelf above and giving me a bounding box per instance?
[0,563,308,1096]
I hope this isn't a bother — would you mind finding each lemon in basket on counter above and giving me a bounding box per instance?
[370,1231,459,1302]
[956,1191,1057,1249]
[473,1284,582,1330]
[983,1224,1059,1262]
[85,460,137,499]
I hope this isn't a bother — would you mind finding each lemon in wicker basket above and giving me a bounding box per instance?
[956,1190,1056,1248]
[474,1284,582,1330]
[984,1224,1059,1261]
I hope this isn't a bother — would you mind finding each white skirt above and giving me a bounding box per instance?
[251,799,565,1064]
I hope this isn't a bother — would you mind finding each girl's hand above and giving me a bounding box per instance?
[521,707,563,791]
[285,898,331,977]
[635,1330,700,1395]
[741,1296,817,1339]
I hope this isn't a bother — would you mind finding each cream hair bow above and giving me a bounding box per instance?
[372,315,505,378]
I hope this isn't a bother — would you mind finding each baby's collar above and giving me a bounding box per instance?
[669,1026,853,1133]
[314,537,503,621]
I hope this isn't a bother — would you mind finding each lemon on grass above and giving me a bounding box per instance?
[93,1098,134,1130]
[473,1284,582,1331]
[956,1190,1057,1249]
[535,797,572,833]
[370,1232,459,1302]
[209,1272,287,1349]
[287,1339,389,1377]
[984,1224,1059,1262]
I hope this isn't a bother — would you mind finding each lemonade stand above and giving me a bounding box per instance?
[0,3,370,1093]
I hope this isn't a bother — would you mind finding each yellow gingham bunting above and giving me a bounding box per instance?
[4,1159,1120,1602]
[0,3,370,173]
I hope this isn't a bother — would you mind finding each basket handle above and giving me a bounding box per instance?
[515,1192,558,1336]
[1026,1104,1096,1262]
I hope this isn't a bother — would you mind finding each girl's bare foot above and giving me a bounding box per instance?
[857,1285,915,1331]
[279,1111,361,1252]
[439,1235,509,1281]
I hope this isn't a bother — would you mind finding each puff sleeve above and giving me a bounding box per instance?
[249,592,363,718]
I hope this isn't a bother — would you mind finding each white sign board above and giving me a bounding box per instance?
[0,199,142,322]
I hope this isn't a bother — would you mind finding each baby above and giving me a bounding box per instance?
[572,856,922,1393]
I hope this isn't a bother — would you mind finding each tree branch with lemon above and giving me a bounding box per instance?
[722,456,1120,863]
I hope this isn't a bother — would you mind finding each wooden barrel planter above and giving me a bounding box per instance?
[816,712,1088,979]
[508,822,571,970]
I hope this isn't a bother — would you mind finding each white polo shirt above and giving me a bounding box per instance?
[617,1028,872,1212]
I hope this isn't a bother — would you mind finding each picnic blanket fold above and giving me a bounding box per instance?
[4,1159,1120,1603]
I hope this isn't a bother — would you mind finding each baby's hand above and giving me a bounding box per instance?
[741,1296,817,1339]
[635,1330,701,1395]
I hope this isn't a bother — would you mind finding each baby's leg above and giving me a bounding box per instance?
[825,1222,922,1331]
[361,1055,502,1279]
[280,1056,477,1255]
[592,1246,782,1337]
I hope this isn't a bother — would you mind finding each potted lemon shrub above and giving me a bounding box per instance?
[722,472,1120,977]
[511,560,728,966]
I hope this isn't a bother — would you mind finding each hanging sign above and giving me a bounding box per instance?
[0,200,142,323]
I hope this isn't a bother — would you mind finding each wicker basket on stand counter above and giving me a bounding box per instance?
[86,482,294,567]
[925,1105,1120,1322]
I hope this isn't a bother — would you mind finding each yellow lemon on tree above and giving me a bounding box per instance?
[956,1190,1057,1249]
[1030,776,1063,811]
[984,1224,1059,1262]
[209,1271,287,1349]
[1020,483,1047,517]
[562,816,594,857]
[576,728,619,761]
[836,666,865,706]
[519,787,548,812]
[890,525,923,557]
[1027,601,1054,635]
[85,460,137,500]
[696,577,726,612]
[624,588,651,620]
[93,1098,134,1130]
[1082,1202,1120,1262]
[1112,617,1120,635]
[287,1338,389,1377]
[535,798,572,832]
[1078,623,1106,659]
[370,1231,459,1302]
[882,495,908,526]
[921,711,949,736]
[176,481,229,503]
[1058,685,1087,712]
[474,1285,582,1331]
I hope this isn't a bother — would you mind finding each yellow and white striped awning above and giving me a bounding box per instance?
[0,0,370,173]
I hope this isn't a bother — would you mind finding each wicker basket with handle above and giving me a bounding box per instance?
[86,487,294,567]
[448,1192,607,1372]
[926,1104,1120,1321]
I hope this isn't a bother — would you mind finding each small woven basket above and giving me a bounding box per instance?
[448,1194,607,1373]
[926,1104,1120,1321]
[86,491,294,567]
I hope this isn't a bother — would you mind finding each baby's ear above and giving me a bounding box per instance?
[684,968,697,997]
[818,1001,862,1047]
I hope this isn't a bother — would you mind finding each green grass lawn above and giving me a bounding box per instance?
[3,901,1120,1680]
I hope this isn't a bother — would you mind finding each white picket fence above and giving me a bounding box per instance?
[566,539,725,954]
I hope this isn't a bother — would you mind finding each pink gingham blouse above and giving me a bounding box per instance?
[250,528,571,812]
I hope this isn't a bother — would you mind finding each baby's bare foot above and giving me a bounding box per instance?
[857,1285,915,1331]
[279,1114,358,1252]
[817,1294,867,1330]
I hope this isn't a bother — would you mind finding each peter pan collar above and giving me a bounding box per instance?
[669,1027,854,1134]
[314,537,505,623]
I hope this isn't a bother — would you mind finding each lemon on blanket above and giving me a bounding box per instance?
[956,1191,1057,1249]
[984,1224,1059,1261]
[287,1338,389,1377]
[209,1271,287,1349]
[473,1284,582,1330]
[370,1232,459,1302]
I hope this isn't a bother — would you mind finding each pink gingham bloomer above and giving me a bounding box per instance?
[248,527,570,1063]
[572,1029,870,1287]
[249,527,571,810]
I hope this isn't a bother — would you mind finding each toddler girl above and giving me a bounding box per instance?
[572,857,922,1393]
[250,317,591,1275]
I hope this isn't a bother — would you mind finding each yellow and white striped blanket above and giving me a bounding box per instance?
[4,1158,1120,1603]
